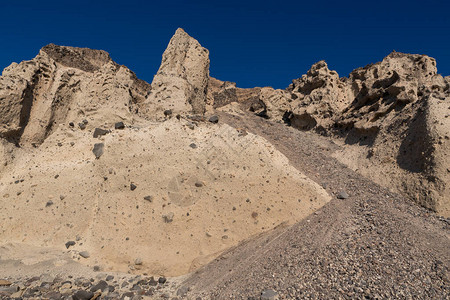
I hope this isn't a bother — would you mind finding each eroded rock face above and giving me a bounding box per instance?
[207,77,262,112]
[0,44,151,147]
[144,28,210,118]
[253,52,450,216]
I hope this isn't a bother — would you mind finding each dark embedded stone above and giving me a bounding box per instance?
[143,195,153,202]
[176,114,181,120]
[114,122,125,129]
[90,280,108,292]
[158,277,167,284]
[72,290,94,300]
[93,128,109,138]
[69,122,74,127]
[93,265,101,272]
[78,123,86,130]
[92,143,104,159]
[46,200,53,207]
[189,143,197,149]
[82,119,89,124]
[65,241,76,249]
[105,275,114,281]
[209,115,219,123]
[130,183,137,191]
[164,109,173,117]
[195,182,203,187]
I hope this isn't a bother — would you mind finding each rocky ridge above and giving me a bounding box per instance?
[218,52,450,216]
[0,28,449,299]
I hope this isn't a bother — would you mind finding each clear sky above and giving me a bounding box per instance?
[1,0,449,89]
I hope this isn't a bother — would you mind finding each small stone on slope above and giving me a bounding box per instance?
[93,128,109,138]
[65,241,76,249]
[337,191,349,199]
[115,121,125,129]
[209,115,219,123]
[79,251,90,258]
[92,143,104,159]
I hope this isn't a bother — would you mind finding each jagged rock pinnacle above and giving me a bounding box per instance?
[144,28,210,118]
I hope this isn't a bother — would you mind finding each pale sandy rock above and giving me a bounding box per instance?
[257,52,449,216]
[0,119,330,276]
[257,87,292,120]
[286,60,352,130]
[0,44,151,148]
[144,28,210,118]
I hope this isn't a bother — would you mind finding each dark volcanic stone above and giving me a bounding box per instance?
[130,183,137,191]
[93,128,109,138]
[78,123,86,130]
[164,109,173,117]
[158,277,167,284]
[90,280,108,292]
[209,115,219,123]
[72,290,94,300]
[189,143,197,149]
[65,241,76,249]
[115,122,125,129]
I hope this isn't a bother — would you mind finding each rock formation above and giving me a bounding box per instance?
[0,43,151,148]
[242,52,449,216]
[144,28,210,118]
[0,30,330,276]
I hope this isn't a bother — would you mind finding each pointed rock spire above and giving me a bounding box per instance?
[145,28,210,118]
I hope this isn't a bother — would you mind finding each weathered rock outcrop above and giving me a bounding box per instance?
[144,28,210,118]
[0,44,151,147]
[207,77,262,111]
[250,52,450,216]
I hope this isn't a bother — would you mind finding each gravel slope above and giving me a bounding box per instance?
[181,110,450,299]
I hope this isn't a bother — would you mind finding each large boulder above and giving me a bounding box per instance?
[144,28,210,118]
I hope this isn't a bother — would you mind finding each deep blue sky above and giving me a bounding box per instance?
[1,0,449,88]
